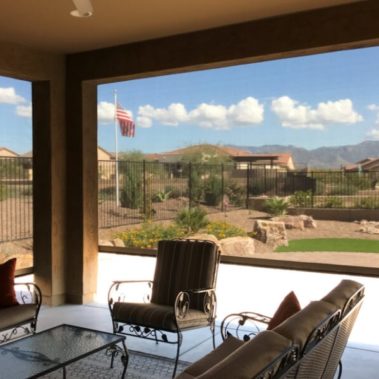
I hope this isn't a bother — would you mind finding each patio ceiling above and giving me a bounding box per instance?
[0,0,360,54]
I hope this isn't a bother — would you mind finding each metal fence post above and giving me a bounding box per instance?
[246,164,250,209]
[143,160,146,216]
[221,163,224,212]
[188,162,192,209]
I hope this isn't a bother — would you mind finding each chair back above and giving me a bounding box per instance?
[151,239,220,310]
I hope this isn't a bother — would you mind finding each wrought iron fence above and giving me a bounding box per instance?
[99,161,379,229]
[1,156,379,242]
[0,157,33,242]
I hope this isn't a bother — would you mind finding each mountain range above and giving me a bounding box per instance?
[234,141,379,169]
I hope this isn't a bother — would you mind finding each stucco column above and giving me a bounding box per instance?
[65,80,98,304]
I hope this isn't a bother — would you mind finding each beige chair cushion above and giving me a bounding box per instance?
[179,335,244,378]
[0,304,36,331]
[273,300,338,351]
[196,331,292,379]
[322,279,363,314]
[112,302,210,332]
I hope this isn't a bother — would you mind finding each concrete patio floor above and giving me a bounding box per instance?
[33,253,379,378]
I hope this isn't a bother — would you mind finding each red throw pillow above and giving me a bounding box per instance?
[0,258,19,307]
[267,291,301,330]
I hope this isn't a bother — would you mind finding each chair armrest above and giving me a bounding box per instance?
[14,282,42,325]
[220,311,272,341]
[108,280,153,309]
[14,282,42,306]
[175,288,217,321]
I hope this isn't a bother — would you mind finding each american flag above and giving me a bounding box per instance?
[116,104,135,137]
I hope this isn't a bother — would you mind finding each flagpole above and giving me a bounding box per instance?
[114,90,120,207]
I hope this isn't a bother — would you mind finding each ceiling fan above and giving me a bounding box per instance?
[71,0,94,18]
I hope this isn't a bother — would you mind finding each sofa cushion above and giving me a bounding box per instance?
[0,304,36,331]
[0,258,18,308]
[273,300,338,352]
[322,279,363,315]
[196,331,292,379]
[267,291,301,330]
[182,335,244,378]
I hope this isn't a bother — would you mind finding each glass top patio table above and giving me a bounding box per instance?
[0,324,127,379]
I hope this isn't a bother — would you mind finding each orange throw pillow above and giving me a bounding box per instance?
[267,291,301,330]
[0,258,19,307]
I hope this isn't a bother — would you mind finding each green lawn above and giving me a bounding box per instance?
[275,238,379,253]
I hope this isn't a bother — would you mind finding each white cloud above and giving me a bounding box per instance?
[97,101,115,123]
[367,104,379,112]
[137,97,264,130]
[0,87,25,104]
[367,103,379,125]
[16,104,32,118]
[97,101,134,124]
[138,103,188,127]
[271,96,362,130]
[367,128,379,140]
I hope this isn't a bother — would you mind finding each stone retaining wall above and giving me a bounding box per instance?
[288,208,379,221]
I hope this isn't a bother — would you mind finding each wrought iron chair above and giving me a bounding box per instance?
[0,282,42,343]
[108,239,220,378]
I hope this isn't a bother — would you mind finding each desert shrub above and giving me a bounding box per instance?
[188,169,203,203]
[152,189,171,203]
[116,222,186,249]
[119,163,142,209]
[175,207,209,233]
[203,175,223,206]
[322,196,343,208]
[329,184,358,196]
[355,197,379,209]
[264,197,289,216]
[22,186,33,196]
[99,186,114,201]
[206,221,247,239]
[164,185,182,199]
[225,181,245,207]
[0,185,7,201]
[289,190,313,208]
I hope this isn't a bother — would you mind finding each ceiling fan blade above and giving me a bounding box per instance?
[72,0,93,16]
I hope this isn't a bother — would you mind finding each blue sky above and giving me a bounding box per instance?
[2,46,379,154]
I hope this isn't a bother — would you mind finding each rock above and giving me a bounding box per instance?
[99,240,113,246]
[358,221,379,234]
[299,215,317,229]
[186,234,220,245]
[112,238,125,247]
[253,220,288,248]
[272,215,305,230]
[219,237,255,257]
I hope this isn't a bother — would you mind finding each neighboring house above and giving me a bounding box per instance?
[0,147,19,157]
[146,144,295,171]
[97,146,115,181]
[344,157,379,172]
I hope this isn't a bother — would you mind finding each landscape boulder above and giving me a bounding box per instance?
[185,234,221,250]
[112,238,125,247]
[300,215,317,229]
[358,220,379,234]
[219,237,255,257]
[99,240,113,246]
[253,220,288,248]
[271,215,305,230]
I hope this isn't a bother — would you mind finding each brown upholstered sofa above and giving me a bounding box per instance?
[0,283,42,343]
[176,279,364,379]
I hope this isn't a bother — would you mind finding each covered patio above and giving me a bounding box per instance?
[1,0,379,377]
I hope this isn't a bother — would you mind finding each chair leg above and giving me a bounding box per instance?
[210,321,216,349]
[172,331,183,378]
[337,360,343,379]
